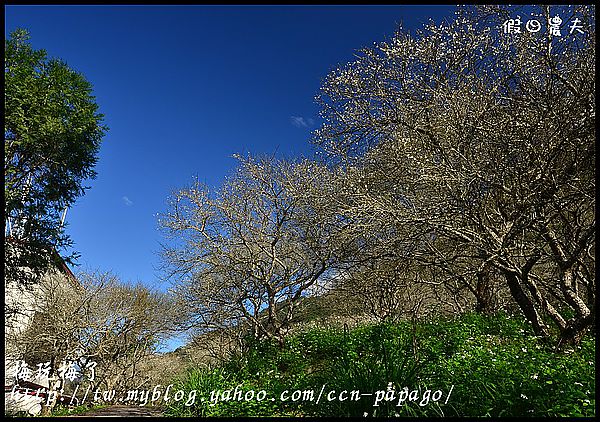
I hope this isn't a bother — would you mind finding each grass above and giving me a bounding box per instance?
[48,403,109,417]
[164,311,595,417]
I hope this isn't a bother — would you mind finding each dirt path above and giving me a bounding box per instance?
[69,405,163,417]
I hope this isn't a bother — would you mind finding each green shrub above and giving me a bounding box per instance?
[165,312,595,417]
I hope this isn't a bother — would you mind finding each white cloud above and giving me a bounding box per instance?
[290,115,315,128]
[122,196,134,207]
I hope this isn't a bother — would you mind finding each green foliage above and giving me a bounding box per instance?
[163,367,281,417]
[48,403,108,417]
[434,321,595,417]
[165,312,595,417]
[4,28,107,285]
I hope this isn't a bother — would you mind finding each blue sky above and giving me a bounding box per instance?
[5,5,457,350]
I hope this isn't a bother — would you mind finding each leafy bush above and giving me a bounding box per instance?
[165,312,595,417]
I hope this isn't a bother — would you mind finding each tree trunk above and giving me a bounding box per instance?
[504,272,550,338]
[558,310,595,347]
[474,269,495,314]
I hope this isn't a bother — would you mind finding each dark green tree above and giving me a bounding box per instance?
[4,28,107,288]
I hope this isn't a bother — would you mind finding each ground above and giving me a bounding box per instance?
[69,405,163,417]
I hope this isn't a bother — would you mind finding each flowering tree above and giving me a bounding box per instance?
[312,5,595,345]
[160,155,348,345]
[8,270,179,403]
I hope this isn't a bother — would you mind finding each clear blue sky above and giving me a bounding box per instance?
[5,5,457,350]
